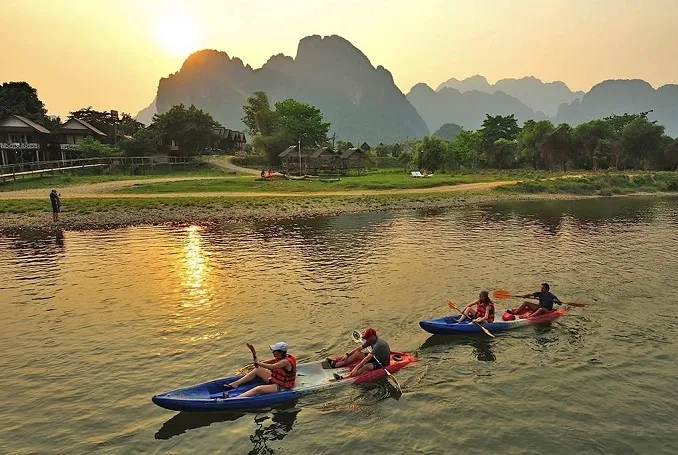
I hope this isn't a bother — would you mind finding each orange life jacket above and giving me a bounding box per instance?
[269,354,296,389]
[476,299,495,322]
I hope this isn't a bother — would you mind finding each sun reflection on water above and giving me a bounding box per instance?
[180,225,211,307]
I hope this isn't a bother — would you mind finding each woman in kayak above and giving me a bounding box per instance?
[456,290,495,324]
[327,328,391,377]
[511,282,562,317]
[223,342,297,397]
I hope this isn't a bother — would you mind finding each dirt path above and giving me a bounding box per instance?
[1,179,522,200]
[204,155,260,175]
[1,176,224,199]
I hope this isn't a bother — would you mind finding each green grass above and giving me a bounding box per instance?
[495,172,678,196]
[0,163,230,192]
[117,169,570,194]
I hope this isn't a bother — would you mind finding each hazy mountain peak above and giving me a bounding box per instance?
[153,35,428,143]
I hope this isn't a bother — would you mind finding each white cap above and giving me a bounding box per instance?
[269,342,289,352]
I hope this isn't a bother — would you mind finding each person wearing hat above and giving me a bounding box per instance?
[456,290,495,324]
[327,328,391,377]
[223,342,297,397]
[510,282,562,318]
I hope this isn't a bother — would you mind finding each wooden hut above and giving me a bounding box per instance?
[310,146,339,171]
[340,147,367,170]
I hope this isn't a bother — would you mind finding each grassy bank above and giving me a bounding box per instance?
[0,163,229,192]
[117,169,565,194]
[496,172,678,196]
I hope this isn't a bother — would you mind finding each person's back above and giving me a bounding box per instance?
[371,337,391,367]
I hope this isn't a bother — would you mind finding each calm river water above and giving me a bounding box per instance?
[1,196,677,455]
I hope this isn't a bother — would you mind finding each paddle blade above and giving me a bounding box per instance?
[246,343,257,360]
[492,290,512,300]
[478,325,496,338]
[351,330,362,343]
[564,302,586,308]
[447,300,458,311]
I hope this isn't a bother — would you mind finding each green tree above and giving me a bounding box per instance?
[70,107,143,138]
[572,120,613,170]
[118,127,160,156]
[0,81,58,129]
[479,114,520,167]
[74,137,121,157]
[619,116,665,169]
[274,99,330,148]
[517,120,554,169]
[417,135,449,172]
[663,138,678,170]
[242,91,276,135]
[449,130,483,168]
[540,124,573,171]
[152,104,219,156]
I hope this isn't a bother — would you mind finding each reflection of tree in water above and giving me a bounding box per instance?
[247,407,301,455]
[484,197,660,234]
[154,404,300,454]
[247,212,395,285]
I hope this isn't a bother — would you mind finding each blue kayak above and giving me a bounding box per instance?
[419,309,565,335]
[152,352,415,412]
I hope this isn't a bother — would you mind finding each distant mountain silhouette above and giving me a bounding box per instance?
[407,83,545,133]
[432,123,463,141]
[135,97,156,125]
[555,79,678,136]
[437,75,584,117]
[153,35,429,143]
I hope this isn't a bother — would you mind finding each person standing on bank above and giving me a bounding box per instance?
[50,189,61,222]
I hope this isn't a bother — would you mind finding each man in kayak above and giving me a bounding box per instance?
[223,342,297,397]
[328,328,391,377]
[511,282,562,317]
[456,290,495,324]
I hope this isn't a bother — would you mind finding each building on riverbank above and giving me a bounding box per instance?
[52,118,108,160]
[0,115,53,165]
[310,146,340,172]
[340,147,367,169]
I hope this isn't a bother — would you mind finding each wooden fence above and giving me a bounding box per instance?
[0,156,200,182]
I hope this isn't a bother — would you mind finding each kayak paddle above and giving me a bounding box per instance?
[492,289,586,307]
[447,300,496,338]
[246,343,258,362]
[348,329,402,394]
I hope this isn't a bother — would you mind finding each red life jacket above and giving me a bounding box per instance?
[476,300,495,322]
[269,354,296,389]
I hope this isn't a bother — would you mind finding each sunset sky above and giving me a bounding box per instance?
[2,0,677,119]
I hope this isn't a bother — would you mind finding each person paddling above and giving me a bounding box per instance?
[327,328,390,377]
[456,290,495,324]
[510,282,562,318]
[223,342,296,397]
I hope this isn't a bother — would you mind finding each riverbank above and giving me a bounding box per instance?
[3,190,675,234]
[2,171,676,233]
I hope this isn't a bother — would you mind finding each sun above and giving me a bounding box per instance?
[152,12,201,57]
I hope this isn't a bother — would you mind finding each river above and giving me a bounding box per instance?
[1,196,677,454]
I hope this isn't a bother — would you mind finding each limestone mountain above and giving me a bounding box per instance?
[135,97,157,126]
[407,83,545,133]
[153,35,429,144]
[437,75,584,117]
[555,79,678,136]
